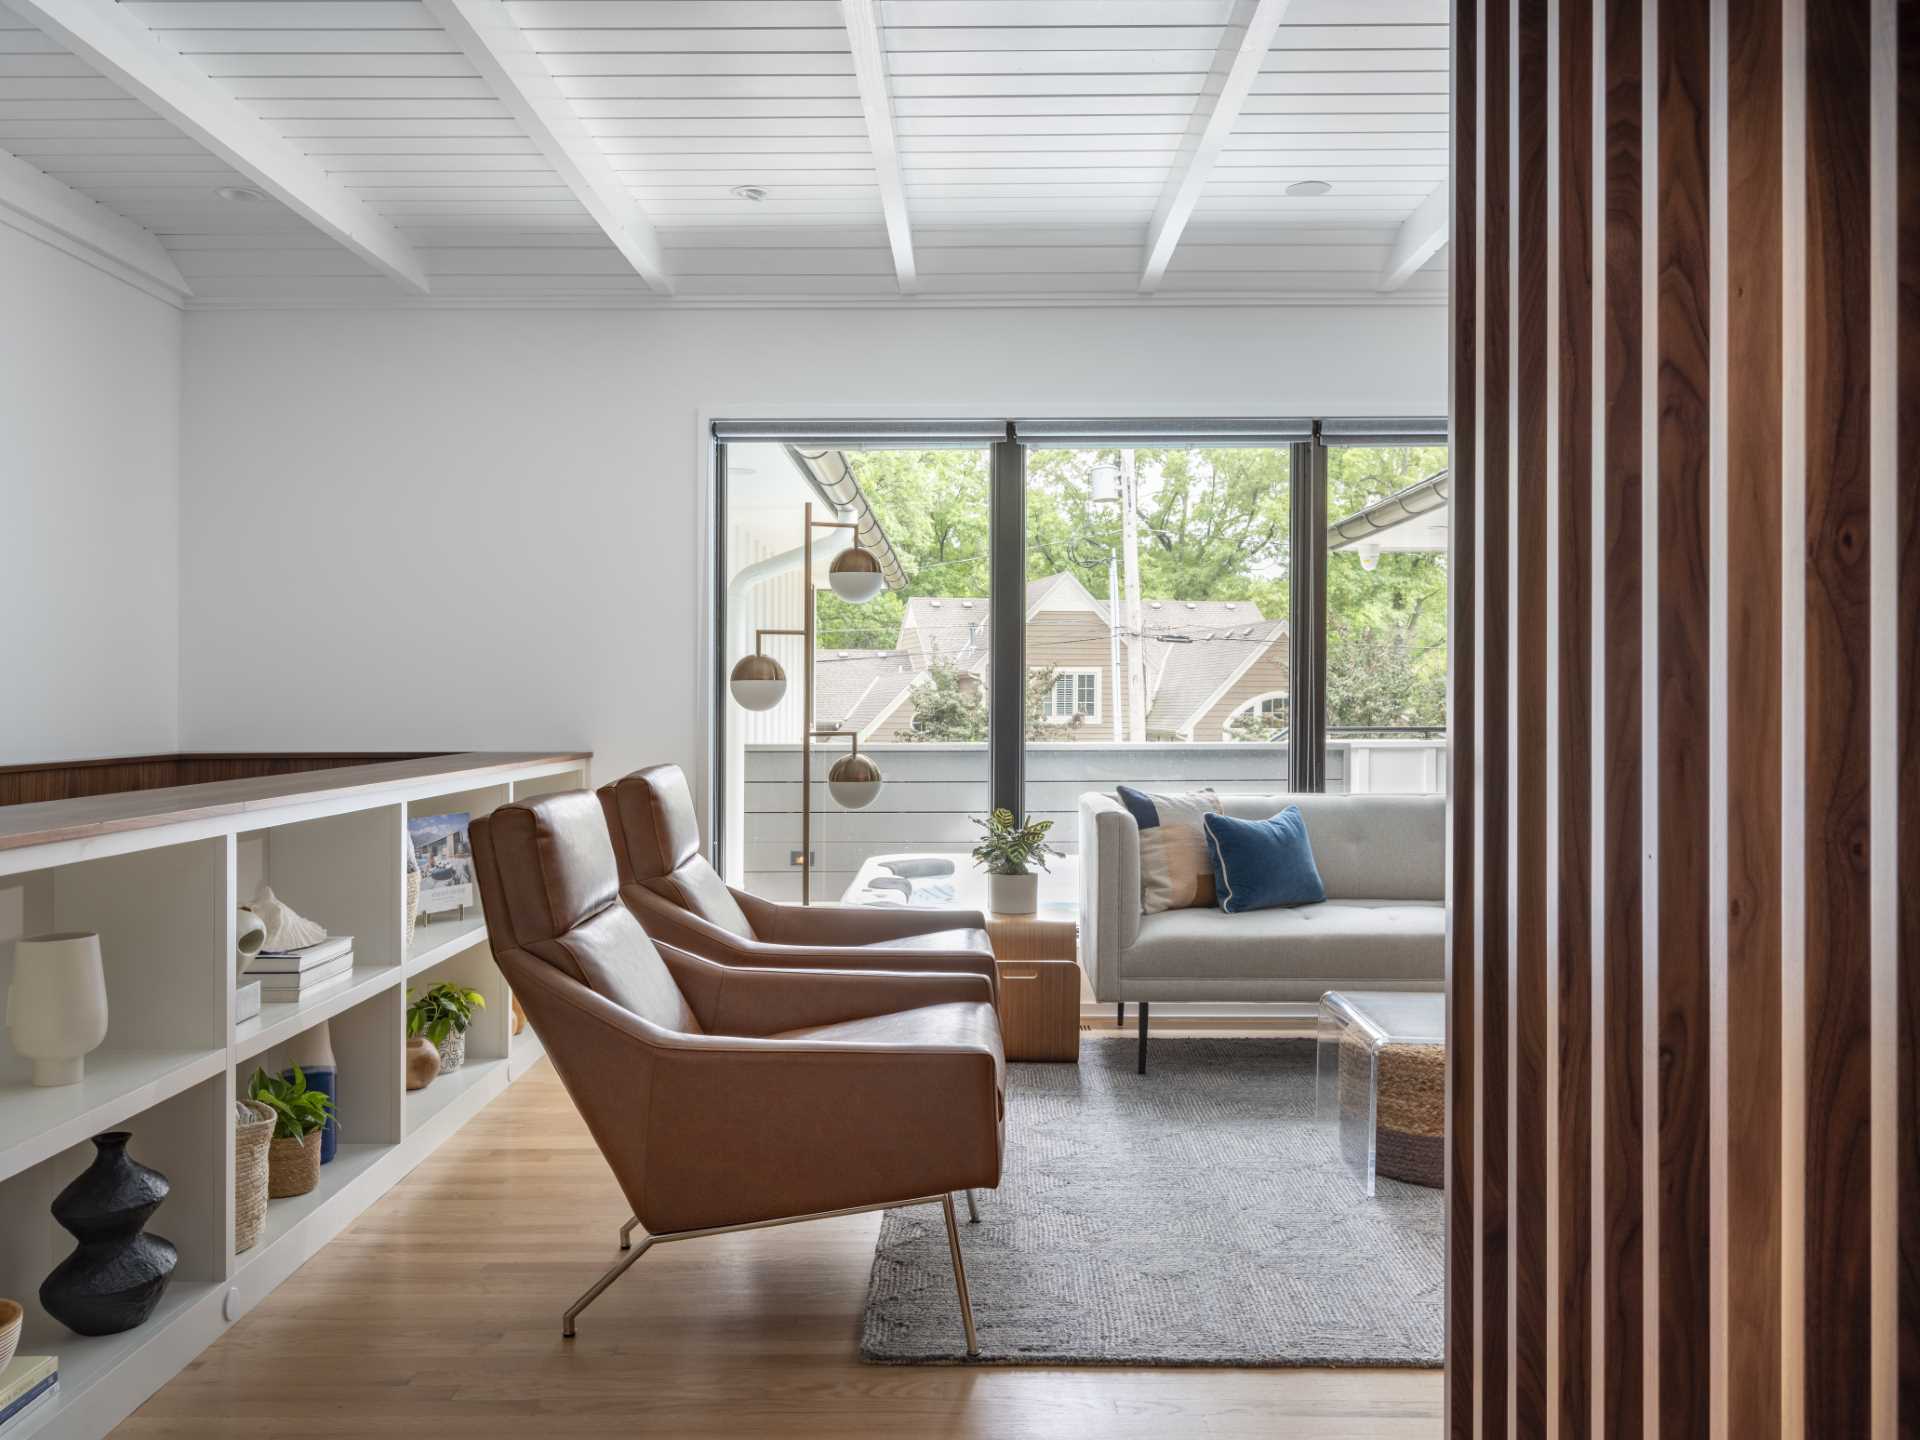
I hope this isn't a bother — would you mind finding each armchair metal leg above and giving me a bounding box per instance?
[964,1188,980,1224]
[1136,1000,1150,1074]
[940,1192,981,1358]
[619,1215,641,1251]
[564,1235,654,1338]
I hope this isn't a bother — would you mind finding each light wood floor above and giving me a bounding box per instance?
[120,1041,1442,1439]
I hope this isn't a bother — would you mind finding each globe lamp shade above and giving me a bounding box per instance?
[728,652,788,711]
[826,751,883,809]
[827,546,885,603]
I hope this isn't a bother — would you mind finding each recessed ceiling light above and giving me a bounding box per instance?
[215,185,266,203]
[1285,179,1333,197]
[730,185,769,202]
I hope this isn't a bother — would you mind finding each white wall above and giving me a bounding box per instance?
[178,303,1445,792]
[0,223,181,762]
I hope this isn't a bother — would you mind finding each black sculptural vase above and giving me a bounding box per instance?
[40,1131,178,1336]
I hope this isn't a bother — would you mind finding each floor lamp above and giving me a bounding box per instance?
[727,501,885,904]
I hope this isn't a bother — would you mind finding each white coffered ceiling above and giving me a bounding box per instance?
[0,0,1449,306]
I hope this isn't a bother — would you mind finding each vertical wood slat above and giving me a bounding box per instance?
[1723,1,1786,1435]
[1600,2,1647,1435]
[1480,0,1515,1429]
[1512,1,1552,1434]
[1802,2,1877,1433]
[1899,4,1920,1431]
[1653,0,1714,1432]
[1448,3,1480,1438]
[1553,0,1597,1429]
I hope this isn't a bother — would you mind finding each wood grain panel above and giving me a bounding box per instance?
[1446,5,1478,1438]
[1723,1,1785,1434]
[1801,1,1876,1432]
[1599,2,1646,1434]
[1553,0,1596,1429]
[1477,0,1513,1426]
[1653,0,1713,1431]
[1901,0,1920,1426]
[1509,3,1551,1434]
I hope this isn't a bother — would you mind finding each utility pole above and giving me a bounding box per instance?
[1107,553,1126,742]
[1120,449,1148,745]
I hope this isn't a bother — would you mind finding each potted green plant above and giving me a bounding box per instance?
[406,982,486,1076]
[248,1066,334,1199]
[970,808,1057,916]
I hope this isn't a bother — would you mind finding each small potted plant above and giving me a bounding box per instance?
[249,1066,334,1199]
[970,808,1056,916]
[407,982,486,1076]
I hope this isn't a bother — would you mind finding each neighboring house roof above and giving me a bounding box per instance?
[1144,618,1288,735]
[812,649,918,734]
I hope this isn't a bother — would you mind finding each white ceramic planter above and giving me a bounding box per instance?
[987,872,1038,916]
[6,931,108,1086]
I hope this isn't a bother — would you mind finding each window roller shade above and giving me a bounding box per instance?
[1012,418,1313,447]
[711,420,1009,447]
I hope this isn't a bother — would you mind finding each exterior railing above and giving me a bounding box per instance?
[739,738,1447,902]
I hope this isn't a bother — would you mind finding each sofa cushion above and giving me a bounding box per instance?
[1120,899,1445,984]
[1116,785,1223,913]
[1203,805,1327,911]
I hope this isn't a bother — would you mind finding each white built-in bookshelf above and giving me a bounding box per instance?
[0,752,588,1440]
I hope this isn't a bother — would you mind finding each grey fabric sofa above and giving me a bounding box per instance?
[1077,790,1446,1072]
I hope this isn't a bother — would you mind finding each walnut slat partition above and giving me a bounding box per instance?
[1447,1,1916,1435]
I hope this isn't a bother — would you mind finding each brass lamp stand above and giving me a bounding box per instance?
[728,502,885,904]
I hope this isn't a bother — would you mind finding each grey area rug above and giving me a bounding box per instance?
[861,1036,1443,1367]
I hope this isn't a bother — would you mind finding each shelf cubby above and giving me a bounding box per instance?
[402,784,505,972]
[236,804,403,978]
[0,838,228,1182]
[0,1075,230,1440]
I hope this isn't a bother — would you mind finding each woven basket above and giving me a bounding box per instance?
[402,868,421,951]
[234,1100,275,1252]
[436,1027,466,1075]
[267,1127,323,1199]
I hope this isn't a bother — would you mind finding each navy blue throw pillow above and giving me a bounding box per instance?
[1201,806,1327,912]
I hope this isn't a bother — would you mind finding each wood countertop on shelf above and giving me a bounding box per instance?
[0,751,592,852]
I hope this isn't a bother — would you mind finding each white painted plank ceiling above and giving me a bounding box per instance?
[0,0,1448,304]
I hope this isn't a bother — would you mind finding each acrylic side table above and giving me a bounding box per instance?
[1314,990,1446,1195]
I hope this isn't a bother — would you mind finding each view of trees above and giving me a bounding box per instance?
[811,443,1449,737]
[901,659,1078,743]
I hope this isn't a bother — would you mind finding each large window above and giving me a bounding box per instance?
[713,421,1446,893]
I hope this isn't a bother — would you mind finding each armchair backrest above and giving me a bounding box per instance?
[598,764,755,939]
[471,790,701,1034]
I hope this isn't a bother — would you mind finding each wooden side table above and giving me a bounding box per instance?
[987,911,1081,1063]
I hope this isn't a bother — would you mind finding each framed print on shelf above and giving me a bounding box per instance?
[408,812,474,923]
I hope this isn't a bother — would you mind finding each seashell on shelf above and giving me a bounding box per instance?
[242,886,327,952]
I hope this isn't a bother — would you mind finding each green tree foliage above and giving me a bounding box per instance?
[806,443,1448,735]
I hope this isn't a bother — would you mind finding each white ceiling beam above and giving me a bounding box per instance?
[0,144,190,304]
[1,0,428,294]
[841,0,916,294]
[1138,0,1294,293]
[421,0,671,294]
[1377,181,1448,290]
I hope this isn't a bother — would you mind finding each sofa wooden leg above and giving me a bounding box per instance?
[1136,1001,1149,1074]
[1116,1001,1125,1027]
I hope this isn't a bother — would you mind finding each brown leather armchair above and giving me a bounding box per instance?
[597,763,1000,1002]
[471,789,1002,1352]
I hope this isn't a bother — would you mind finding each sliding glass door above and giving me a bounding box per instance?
[716,433,992,902]
[1020,442,1295,866]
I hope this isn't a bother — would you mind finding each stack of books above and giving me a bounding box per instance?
[244,935,355,1004]
[0,1356,57,1433]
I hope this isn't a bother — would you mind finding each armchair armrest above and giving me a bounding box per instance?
[657,945,994,1036]
[737,890,989,945]
[1078,792,1142,1003]
[644,1037,1003,1233]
